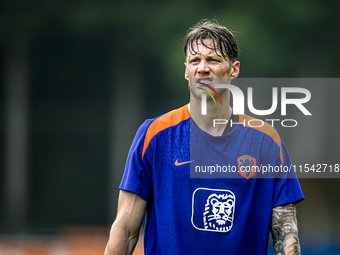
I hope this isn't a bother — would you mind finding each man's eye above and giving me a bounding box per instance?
[210,59,219,62]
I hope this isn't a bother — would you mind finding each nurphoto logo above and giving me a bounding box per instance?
[197,79,312,128]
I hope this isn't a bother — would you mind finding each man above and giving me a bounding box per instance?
[104,20,304,255]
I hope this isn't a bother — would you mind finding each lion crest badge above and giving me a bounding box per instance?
[237,155,257,180]
[191,188,236,233]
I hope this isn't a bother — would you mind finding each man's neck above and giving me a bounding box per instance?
[189,95,232,136]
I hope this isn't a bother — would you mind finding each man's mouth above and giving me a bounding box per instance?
[198,79,211,84]
[197,77,212,84]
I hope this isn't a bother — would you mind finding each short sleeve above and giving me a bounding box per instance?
[273,139,305,208]
[119,120,154,201]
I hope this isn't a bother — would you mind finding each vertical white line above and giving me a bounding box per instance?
[201,93,207,115]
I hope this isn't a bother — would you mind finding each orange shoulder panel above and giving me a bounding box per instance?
[239,115,284,165]
[142,105,190,160]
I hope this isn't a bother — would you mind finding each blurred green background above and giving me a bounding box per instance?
[0,0,340,254]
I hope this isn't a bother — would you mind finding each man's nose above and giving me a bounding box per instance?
[197,60,210,73]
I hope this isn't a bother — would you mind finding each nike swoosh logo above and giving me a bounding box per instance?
[175,159,194,166]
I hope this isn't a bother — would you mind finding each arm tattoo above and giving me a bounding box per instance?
[271,203,301,255]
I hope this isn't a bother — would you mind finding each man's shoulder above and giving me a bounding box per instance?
[144,104,190,136]
[237,114,285,164]
[237,114,281,141]
[237,114,284,152]
[136,105,188,133]
[139,105,190,159]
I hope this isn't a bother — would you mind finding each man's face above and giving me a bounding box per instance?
[185,39,240,100]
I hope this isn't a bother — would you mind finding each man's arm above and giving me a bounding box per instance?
[104,190,147,255]
[271,203,301,255]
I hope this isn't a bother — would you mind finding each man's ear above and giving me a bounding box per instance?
[230,61,240,80]
[184,62,189,80]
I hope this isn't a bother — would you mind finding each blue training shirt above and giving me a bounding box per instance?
[119,104,304,255]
